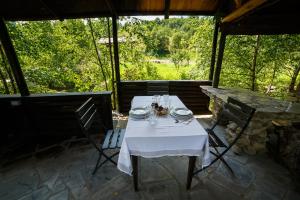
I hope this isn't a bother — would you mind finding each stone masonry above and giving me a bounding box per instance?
[201,86,300,155]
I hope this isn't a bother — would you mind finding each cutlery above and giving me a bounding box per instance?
[183,118,194,125]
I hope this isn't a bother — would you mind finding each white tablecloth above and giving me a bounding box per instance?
[117,96,210,175]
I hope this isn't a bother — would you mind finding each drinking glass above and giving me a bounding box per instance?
[131,98,134,109]
[168,98,173,112]
[153,95,160,105]
[149,107,157,125]
[163,95,169,108]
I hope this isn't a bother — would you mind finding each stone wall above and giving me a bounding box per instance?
[206,88,300,155]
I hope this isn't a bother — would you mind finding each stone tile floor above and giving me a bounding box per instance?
[0,118,299,200]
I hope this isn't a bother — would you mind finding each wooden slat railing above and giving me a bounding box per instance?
[0,92,112,144]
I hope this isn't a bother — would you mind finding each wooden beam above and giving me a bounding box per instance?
[0,18,29,96]
[39,0,60,20]
[104,0,117,16]
[222,0,268,23]
[234,0,242,8]
[212,32,226,88]
[112,15,121,111]
[164,0,170,19]
[209,17,220,81]
[220,19,300,35]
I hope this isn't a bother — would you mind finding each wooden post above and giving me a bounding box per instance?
[186,156,196,190]
[112,15,121,110]
[212,32,226,88]
[0,18,29,96]
[107,17,116,110]
[164,0,170,19]
[87,19,108,91]
[209,17,219,81]
[131,155,138,191]
[0,44,17,93]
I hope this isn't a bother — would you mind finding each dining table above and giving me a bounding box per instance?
[117,95,210,191]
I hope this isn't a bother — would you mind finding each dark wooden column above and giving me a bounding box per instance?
[186,156,196,190]
[131,155,138,191]
[212,31,227,88]
[0,18,29,96]
[209,17,219,81]
[112,15,121,110]
[164,0,170,19]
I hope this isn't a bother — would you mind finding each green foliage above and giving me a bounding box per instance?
[221,34,300,99]
[6,19,111,93]
[1,16,299,101]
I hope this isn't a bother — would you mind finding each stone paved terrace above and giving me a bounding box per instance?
[0,118,299,200]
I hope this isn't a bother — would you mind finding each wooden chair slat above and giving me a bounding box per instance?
[83,109,98,130]
[222,109,246,128]
[109,128,120,148]
[83,110,97,130]
[76,97,94,117]
[81,104,97,128]
[102,129,114,149]
[207,129,227,147]
[117,129,126,148]
[224,103,249,121]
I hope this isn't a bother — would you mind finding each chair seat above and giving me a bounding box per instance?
[102,128,126,149]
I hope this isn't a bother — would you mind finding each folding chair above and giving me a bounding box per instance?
[194,97,256,176]
[75,97,125,175]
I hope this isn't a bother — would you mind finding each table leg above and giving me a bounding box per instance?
[131,155,138,191]
[186,156,196,190]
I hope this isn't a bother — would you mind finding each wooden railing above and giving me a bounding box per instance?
[0,80,212,145]
[0,92,112,144]
[119,80,212,114]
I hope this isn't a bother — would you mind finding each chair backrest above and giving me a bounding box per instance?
[218,97,255,131]
[75,97,105,150]
[75,97,103,137]
[147,81,169,95]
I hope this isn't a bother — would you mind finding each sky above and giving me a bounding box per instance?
[134,16,164,21]
[119,15,188,25]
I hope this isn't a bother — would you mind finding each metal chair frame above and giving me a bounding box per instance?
[75,97,125,175]
[193,97,256,176]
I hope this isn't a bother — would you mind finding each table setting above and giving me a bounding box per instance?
[128,94,194,125]
[117,95,210,190]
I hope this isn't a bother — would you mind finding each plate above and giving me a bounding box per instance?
[173,108,193,116]
[130,107,149,115]
[170,107,193,120]
[129,107,150,119]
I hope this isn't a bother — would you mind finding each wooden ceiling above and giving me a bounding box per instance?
[221,0,300,35]
[0,0,221,21]
[0,0,299,35]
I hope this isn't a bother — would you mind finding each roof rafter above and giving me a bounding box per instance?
[222,0,268,23]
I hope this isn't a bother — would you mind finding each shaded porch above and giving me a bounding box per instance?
[0,0,300,199]
[1,117,299,200]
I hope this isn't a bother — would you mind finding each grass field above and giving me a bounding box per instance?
[120,59,194,80]
[150,62,192,80]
